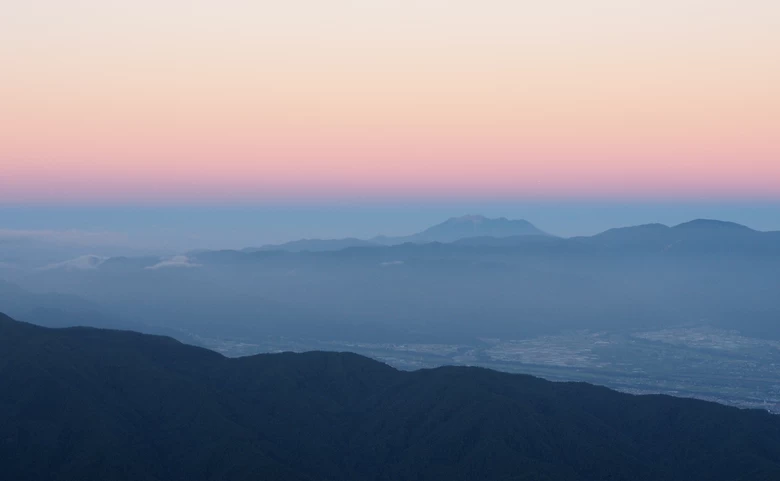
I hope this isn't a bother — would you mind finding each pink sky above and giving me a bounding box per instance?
[2,1,779,203]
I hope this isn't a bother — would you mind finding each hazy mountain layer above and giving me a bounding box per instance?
[249,215,549,252]
[3,218,780,343]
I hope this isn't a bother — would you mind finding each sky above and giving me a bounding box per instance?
[1,1,779,247]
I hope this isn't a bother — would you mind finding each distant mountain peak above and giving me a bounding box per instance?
[369,215,548,245]
[393,215,548,243]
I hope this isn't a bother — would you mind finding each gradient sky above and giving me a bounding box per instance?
[2,0,779,204]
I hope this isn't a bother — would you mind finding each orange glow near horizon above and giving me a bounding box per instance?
[2,1,779,203]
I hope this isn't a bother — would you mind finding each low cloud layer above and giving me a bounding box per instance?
[145,256,201,270]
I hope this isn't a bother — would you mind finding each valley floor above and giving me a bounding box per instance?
[189,325,780,413]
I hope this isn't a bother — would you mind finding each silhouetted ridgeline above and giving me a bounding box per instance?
[1,312,779,481]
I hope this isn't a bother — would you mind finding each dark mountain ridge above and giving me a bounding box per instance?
[2,313,780,481]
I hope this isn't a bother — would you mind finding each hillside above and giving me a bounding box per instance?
[1,313,779,481]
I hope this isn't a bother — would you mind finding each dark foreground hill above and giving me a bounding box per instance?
[1,313,779,481]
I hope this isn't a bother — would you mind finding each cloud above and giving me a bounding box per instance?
[145,256,201,270]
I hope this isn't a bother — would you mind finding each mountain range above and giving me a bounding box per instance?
[3,216,780,344]
[2,312,780,481]
[576,219,780,253]
[249,215,549,252]
[217,216,780,256]
[4,217,778,270]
